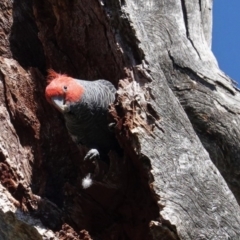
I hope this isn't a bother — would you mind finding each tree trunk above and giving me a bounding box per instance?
[1,0,240,239]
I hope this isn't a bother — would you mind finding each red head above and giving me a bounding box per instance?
[45,70,84,112]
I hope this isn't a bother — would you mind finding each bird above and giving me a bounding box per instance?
[45,69,121,162]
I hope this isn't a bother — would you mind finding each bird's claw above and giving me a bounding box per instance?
[84,149,100,161]
[108,122,116,132]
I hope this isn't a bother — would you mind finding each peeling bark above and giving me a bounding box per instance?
[0,0,240,239]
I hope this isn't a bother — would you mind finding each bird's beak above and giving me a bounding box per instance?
[51,96,69,112]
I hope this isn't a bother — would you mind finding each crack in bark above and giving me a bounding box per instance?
[179,0,189,38]
[215,80,236,96]
[167,50,239,112]
[180,0,201,59]
[199,0,202,12]
[168,50,216,91]
[168,52,238,113]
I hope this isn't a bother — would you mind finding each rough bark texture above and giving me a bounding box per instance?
[1,0,240,239]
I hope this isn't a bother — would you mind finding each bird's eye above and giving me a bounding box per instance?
[63,86,68,91]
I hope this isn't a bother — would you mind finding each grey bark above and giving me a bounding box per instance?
[0,0,240,239]
[104,0,240,239]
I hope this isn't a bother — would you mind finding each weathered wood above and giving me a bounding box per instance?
[0,184,56,239]
[0,0,240,239]
[104,0,240,238]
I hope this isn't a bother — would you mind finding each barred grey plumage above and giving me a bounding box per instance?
[64,79,117,152]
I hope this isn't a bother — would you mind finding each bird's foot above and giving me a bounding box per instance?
[82,149,100,189]
[84,149,100,161]
[108,122,116,132]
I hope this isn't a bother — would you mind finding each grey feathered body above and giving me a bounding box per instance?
[64,79,118,154]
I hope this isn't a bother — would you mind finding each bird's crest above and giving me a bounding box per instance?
[47,69,68,83]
